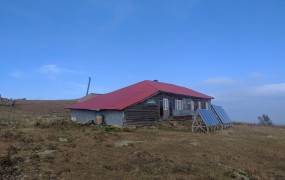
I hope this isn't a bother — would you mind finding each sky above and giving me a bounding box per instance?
[0,0,284,124]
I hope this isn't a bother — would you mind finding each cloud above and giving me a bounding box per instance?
[9,71,24,79]
[249,72,264,79]
[208,81,285,124]
[253,83,285,96]
[204,77,236,85]
[212,83,285,101]
[39,64,61,75]
[200,74,285,124]
[38,64,81,79]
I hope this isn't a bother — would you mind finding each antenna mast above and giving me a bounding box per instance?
[86,77,91,96]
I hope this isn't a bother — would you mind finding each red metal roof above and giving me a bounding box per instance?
[68,80,213,111]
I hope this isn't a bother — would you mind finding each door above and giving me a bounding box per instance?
[161,98,170,120]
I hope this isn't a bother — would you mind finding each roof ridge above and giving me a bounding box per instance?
[146,80,213,99]
[144,80,160,91]
[148,80,194,91]
[104,81,146,95]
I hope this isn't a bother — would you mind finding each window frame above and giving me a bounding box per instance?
[163,98,169,111]
[175,99,183,111]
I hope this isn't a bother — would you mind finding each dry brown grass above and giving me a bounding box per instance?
[0,100,285,180]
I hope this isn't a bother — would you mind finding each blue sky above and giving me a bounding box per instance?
[0,0,285,124]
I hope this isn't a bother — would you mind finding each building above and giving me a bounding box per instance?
[68,80,213,126]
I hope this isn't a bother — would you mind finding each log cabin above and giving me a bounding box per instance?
[67,80,213,126]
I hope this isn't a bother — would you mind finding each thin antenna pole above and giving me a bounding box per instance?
[86,77,91,96]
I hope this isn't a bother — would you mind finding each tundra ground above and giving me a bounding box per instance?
[0,101,285,180]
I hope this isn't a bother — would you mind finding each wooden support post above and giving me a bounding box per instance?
[192,115,197,133]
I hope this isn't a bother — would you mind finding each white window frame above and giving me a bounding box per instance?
[175,99,183,111]
[205,102,209,109]
[191,100,195,111]
[163,98,169,111]
[198,101,202,109]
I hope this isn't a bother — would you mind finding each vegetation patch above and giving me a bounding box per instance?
[0,146,23,179]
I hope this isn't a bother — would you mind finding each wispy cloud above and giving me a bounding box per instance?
[40,64,61,75]
[8,64,82,81]
[253,83,285,96]
[204,77,236,85]
[9,71,24,79]
[212,83,285,101]
[249,72,264,79]
[201,74,285,124]
[208,80,285,124]
[39,64,80,79]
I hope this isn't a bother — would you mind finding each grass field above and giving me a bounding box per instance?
[0,101,285,180]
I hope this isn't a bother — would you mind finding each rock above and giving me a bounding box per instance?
[114,140,144,147]
[189,141,199,146]
[59,138,68,142]
[267,135,274,138]
[37,150,56,159]
[229,169,250,180]
[169,121,178,127]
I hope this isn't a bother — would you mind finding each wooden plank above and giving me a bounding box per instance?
[124,99,160,124]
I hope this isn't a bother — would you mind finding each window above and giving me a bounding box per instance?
[201,102,206,109]
[175,99,183,111]
[186,99,192,110]
[189,100,195,111]
[205,102,209,109]
[194,101,199,110]
[198,101,202,109]
[163,98,169,111]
